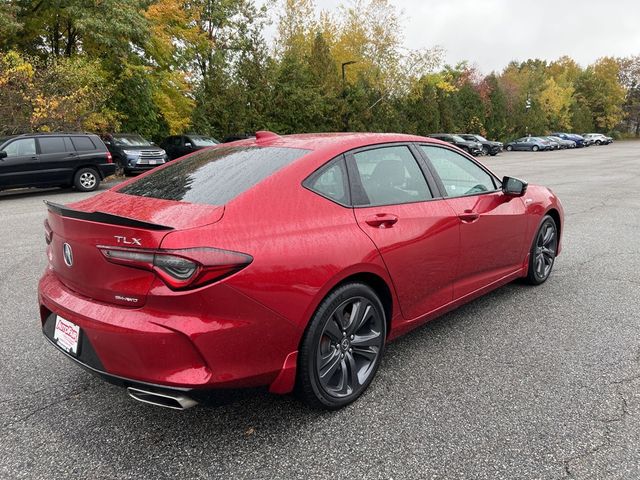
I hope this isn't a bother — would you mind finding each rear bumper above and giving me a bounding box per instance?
[38,268,301,392]
[98,163,117,179]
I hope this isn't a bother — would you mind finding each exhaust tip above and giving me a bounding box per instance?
[127,387,198,410]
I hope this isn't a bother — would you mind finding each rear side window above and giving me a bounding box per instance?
[118,146,310,205]
[38,137,69,154]
[304,157,350,206]
[351,146,432,206]
[71,136,96,151]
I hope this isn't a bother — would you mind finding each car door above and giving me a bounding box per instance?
[418,145,529,299]
[182,136,197,156]
[347,144,460,321]
[36,136,76,185]
[0,137,39,188]
[70,135,101,167]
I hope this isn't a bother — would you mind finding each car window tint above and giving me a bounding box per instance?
[352,146,432,206]
[71,136,96,151]
[38,137,68,154]
[118,146,309,205]
[2,138,36,157]
[64,137,75,151]
[304,157,349,205]
[420,145,496,197]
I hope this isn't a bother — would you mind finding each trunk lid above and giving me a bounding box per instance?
[46,191,223,307]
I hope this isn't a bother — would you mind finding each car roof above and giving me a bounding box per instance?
[226,132,442,157]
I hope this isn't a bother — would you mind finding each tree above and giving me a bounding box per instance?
[12,0,148,59]
[574,57,625,132]
[618,55,640,136]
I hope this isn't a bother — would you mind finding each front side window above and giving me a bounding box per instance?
[420,145,496,197]
[2,138,36,157]
[118,146,309,206]
[351,146,432,206]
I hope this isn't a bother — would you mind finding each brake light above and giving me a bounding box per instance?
[97,246,252,290]
[106,151,113,163]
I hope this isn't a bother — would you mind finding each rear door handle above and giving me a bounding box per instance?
[365,213,398,229]
[458,210,479,223]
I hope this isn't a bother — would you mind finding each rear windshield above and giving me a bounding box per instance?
[118,146,310,205]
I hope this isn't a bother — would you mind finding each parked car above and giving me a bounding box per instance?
[583,133,613,145]
[546,136,576,149]
[539,137,560,150]
[0,133,115,193]
[39,131,564,410]
[428,133,483,156]
[458,134,503,156]
[505,136,551,152]
[551,132,587,148]
[222,133,256,143]
[160,134,219,160]
[101,133,168,175]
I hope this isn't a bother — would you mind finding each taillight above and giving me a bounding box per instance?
[97,246,252,290]
[44,219,53,245]
[106,151,113,163]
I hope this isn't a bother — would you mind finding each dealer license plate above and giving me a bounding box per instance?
[53,315,80,355]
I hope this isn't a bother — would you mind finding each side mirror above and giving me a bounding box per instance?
[502,176,528,197]
[184,142,192,147]
[0,151,7,160]
[103,141,111,146]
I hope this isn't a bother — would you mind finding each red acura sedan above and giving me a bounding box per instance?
[39,131,563,410]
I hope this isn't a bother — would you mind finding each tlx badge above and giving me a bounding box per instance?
[114,235,142,246]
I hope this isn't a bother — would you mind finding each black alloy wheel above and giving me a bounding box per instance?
[526,215,558,285]
[298,283,386,409]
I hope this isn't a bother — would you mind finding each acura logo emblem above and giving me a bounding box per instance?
[63,243,73,267]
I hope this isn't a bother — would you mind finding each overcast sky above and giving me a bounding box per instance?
[266,0,640,73]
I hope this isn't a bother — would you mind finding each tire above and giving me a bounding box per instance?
[506,145,513,151]
[596,140,602,145]
[525,215,558,285]
[73,168,100,192]
[482,146,490,156]
[297,283,387,410]
[532,145,539,152]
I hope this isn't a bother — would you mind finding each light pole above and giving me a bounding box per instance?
[525,94,531,136]
[341,61,357,132]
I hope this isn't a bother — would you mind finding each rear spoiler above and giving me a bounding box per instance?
[44,201,174,231]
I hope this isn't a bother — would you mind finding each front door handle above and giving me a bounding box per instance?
[365,213,398,229]
[458,210,479,223]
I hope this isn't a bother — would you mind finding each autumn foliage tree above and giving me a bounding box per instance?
[0,0,637,139]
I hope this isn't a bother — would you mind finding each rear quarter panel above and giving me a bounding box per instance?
[159,149,401,335]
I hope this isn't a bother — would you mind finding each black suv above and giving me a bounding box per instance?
[428,134,483,156]
[458,134,503,156]
[160,134,219,160]
[0,133,115,192]
[101,133,168,175]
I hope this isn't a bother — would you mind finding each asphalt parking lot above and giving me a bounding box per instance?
[1,142,639,479]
